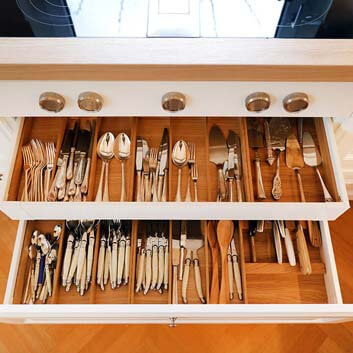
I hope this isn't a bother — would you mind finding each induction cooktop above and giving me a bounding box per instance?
[2,0,353,38]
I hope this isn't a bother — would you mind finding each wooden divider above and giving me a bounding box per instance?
[240,220,328,304]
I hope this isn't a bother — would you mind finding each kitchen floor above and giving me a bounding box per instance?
[0,209,352,353]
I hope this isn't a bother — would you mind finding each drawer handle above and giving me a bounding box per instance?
[162,92,186,112]
[169,317,177,328]
[245,92,270,112]
[78,91,104,112]
[39,92,65,113]
[283,92,309,112]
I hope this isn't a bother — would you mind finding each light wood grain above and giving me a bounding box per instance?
[0,39,352,81]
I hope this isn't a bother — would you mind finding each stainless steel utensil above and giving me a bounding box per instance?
[303,131,333,202]
[269,117,291,200]
[247,118,266,199]
[172,140,189,202]
[209,125,228,201]
[95,132,115,202]
[114,133,131,202]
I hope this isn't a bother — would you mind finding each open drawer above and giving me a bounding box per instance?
[0,116,349,221]
[2,218,353,324]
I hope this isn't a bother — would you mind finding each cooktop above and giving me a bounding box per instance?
[3,0,353,38]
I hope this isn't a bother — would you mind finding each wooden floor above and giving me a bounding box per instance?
[0,210,352,353]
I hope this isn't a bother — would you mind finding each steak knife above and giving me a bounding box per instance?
[81,120,96,195]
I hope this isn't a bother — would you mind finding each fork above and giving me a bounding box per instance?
[191,163,199,202]
[36,140,47,201]
[142,153,150,202]
[149,148,158,202]
[21,145,33,201]
[185,142,195,201]
[30,139,41,201]
[45,142,55,201]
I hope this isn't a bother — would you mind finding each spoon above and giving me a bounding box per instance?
[114,133,131,202]
[95,132,115,202]
[172,140,189,202]
[216,220,234,304]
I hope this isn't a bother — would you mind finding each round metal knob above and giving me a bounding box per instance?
[162,92,186,112]
[283,92,309,112]
[245,92,270,112]
[78,91,104,112]
[39,92,65,113]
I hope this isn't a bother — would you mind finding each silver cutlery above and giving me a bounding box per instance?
[303,131,333,202]
[135,137,143,202]
[185,142,195,202]
[172,140,189,202]
[114,133,131,202]
[81,120,96,196]
[209,125,228,201]
[178,220,187,280]
[158,128,169,202]
[181,221,205,304]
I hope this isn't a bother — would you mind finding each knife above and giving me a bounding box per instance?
[226,131,236,202]
[81,120,96,195]
[74,129,90,201]
[230,232,242,300]
[172,221,181,304]
[47,127,73,201]
[264,119,275,166]
[179,220,187,280]
[68,129,84,197]
[135,137,143,202]
[66,122,79,181]
[249,220,257,263]
[233,133,243,202]
[158,128,169,202]
[272,221,282,264]
[209,125,228,201]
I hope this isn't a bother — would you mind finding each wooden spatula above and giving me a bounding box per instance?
[207,221,219,304]
[286,134,322,248]
[216,220,234,304]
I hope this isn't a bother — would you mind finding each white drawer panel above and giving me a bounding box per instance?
[1,220,353,324]
[0,116,348,221]
[0,81,352,118]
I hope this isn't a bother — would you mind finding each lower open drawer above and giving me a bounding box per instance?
[2,218,353,324]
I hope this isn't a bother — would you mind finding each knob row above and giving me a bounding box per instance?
[39,91,309,113]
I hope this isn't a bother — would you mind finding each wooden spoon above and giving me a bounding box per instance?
[207,221,219,304]
[216,220,234,304]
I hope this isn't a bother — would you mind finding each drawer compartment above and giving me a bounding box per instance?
[2,218,351,324]
[0,116,348,220]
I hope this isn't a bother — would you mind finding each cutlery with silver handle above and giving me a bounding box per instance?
[234,133,243,202]
[226,131,236,202]
[185,142,195,202]
[135,137,143,202]
[209,125,228,201]
[157,128,169,202]
[81,120,95,195]
[66,122,79,181]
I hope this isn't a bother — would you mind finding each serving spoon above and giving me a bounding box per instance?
[95,132,115,202]
[114,133,131,202]
[172,140,189,202]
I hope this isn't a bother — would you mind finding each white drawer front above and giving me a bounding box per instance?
[2,219,353,324]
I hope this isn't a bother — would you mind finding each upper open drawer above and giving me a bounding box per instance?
[0,115,348,220]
